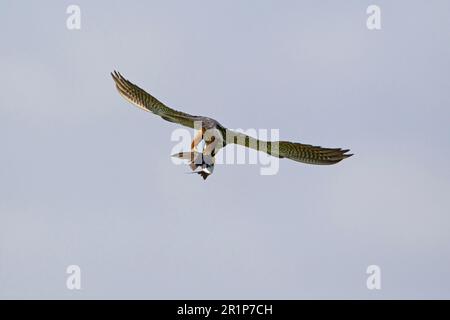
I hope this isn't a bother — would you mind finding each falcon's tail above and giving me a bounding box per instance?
[191,169,212,180]
[172,151,215,180]
[172,151,203,171]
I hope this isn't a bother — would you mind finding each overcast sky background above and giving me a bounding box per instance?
[1,1,450,299]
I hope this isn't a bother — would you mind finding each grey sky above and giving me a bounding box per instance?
[1,1,450,299]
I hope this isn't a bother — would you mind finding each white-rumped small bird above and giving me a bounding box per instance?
[112,71,352,180]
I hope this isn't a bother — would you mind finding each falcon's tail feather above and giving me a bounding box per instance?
[172,151,214,180]
[186,169,212,180]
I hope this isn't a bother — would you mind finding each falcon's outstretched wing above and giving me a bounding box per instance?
[275,141,352,165]
[111,71,199,128]
[225,130,352,165]
[112,71,353,165]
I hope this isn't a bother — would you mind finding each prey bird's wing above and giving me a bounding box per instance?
[111,71,199,129]
[225,129,352,165]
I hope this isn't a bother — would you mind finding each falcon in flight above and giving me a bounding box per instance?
[111,71,352,180]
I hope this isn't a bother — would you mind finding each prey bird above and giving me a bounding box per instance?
[111,71,352,180]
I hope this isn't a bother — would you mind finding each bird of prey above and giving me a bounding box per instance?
[111,71,352,180]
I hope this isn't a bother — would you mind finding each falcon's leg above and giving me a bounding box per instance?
[191,129,205,151]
